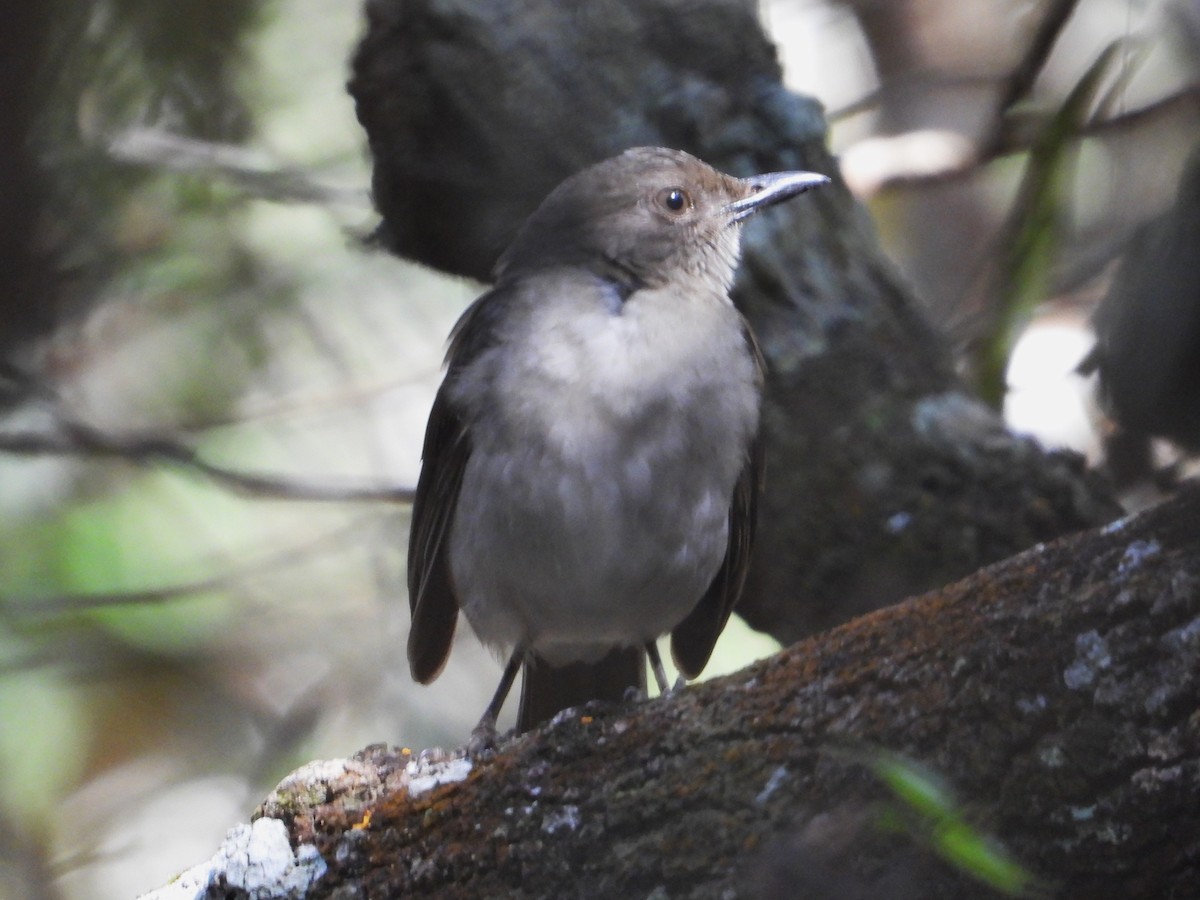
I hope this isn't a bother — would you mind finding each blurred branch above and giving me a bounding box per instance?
[993,82,1198,159]
[826,86,882,124]
[1073,83,1200,141]
[850,83,1200,195]
[979,0,1081,157]
[973,40,1126,405]
[0,413,414,505]
[0,512,385,621]
[2,569,269,619]
[107,127,371,207]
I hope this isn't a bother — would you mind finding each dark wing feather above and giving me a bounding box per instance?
[406,289,508,684]
[406,386,470,683]
[670,325,765,678]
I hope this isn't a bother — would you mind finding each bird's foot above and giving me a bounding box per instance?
[467,713,500,758]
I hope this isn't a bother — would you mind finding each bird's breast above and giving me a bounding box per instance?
[445,276,760,661]
[500,280,757,435]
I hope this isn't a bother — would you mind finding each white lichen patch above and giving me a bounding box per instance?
[541,804,582,834]
[1100,515,1131,536]
[275,757,369,801]
[405,754,473,796]
[1116,539,1161,578]
[1015,693,1047,715]
[1161,614,1200,651]
[755,765,789,805]
[139,817,326,900]
[1038,743,1066,768]
[1063,630,1111,690]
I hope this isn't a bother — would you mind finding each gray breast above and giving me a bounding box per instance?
[446,274,759,664]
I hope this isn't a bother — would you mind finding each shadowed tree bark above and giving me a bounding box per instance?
[161,480,1198,899]
[349,0,1119,644]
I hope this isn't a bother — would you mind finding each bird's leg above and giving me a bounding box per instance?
[645,641,673,695]
[468,650,522,755]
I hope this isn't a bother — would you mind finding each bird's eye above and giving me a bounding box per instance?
[658,187,691,214]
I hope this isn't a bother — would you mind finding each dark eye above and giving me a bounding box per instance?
[658,187,691,214]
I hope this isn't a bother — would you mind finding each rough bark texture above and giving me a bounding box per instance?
[252,484,1199,899]
[349,0,1119,644]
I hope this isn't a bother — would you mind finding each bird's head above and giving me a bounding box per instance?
[495,147,829,293]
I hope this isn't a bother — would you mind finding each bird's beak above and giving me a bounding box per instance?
[727,170,830,222]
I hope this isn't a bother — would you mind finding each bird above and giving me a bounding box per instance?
[1078,148,1200,484]
[406,146,829,743]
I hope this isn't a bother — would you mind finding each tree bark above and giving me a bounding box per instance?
[348,0,1119,644]
[229,482,1198,899]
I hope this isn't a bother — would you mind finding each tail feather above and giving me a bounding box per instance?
[517,646,646,732]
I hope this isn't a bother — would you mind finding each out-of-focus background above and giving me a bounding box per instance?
[0,1,1196,896]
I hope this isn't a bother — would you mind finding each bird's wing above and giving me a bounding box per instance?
[406,289,506,684]
[669,325,765,678]
[406,386,468,683]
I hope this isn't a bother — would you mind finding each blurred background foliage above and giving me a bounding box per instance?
[0,0,1196,897]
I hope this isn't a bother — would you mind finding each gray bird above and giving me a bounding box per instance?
[406,146,828,741]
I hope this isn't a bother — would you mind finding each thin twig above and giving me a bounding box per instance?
[866,85,1200,193]
[0,417,414,504]
[980,0,1082,157]
[0,512,389,620]
[106,127,371,208]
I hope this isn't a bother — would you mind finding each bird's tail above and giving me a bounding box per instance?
[517,646,646,732]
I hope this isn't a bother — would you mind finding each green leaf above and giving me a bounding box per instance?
[977,39,1130,407]
[870,752,1041,897]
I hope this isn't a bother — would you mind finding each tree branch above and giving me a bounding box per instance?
[149,482,1200,898]
[0,415,413,505]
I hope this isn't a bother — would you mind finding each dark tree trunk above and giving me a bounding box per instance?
[348,0,1119,644]
[0,4,58,360]
[253,483,1199,899]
